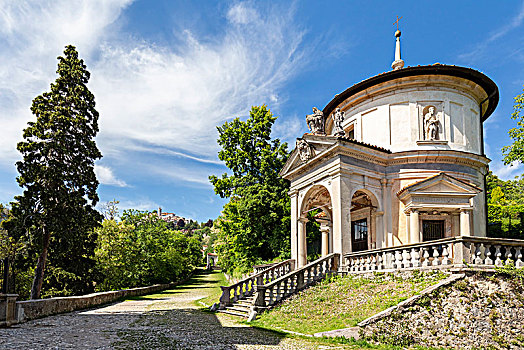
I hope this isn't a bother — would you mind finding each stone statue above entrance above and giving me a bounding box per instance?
[306,107,325,135]
[424,105,440,140]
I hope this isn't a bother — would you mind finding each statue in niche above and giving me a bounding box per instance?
[331,108,345,137]
[306,107,325,135]
[296,138,313,162]
[424,106,440,140]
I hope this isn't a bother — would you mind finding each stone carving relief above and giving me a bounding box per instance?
[306,107,325,135]
[331,108,345,137]
[296,138,314,162]
[423,105,440,140]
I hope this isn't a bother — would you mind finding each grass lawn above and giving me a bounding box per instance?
[250,270,447,335]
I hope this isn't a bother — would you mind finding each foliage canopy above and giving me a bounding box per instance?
[209,105,290,274]
[502,85,524,165]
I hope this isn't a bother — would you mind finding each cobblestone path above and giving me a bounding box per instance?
[0,271,351,349]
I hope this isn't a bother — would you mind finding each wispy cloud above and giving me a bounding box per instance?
[490,160,524,181]
[0,1,311,193]
[94,165,128,187]
[458,1,524,63]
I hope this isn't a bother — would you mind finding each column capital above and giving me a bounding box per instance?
[288,189,298,197]
[298,216,309,223]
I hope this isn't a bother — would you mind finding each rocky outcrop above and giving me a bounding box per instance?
[361,271,524,349]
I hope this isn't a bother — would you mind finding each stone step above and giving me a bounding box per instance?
[237,300,253,306]
[218,309,249,318]
[227,305,251,313]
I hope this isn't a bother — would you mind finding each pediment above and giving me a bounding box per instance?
[279,135,335,179]
[398,173,481,199]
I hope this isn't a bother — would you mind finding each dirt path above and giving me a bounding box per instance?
[0,271,349,349]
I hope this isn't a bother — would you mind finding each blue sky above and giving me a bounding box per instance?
[1,1,524,222]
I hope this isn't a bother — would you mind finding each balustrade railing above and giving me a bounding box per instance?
[254,253,339,309]
[344,236,524,272]
[219,259,295,309]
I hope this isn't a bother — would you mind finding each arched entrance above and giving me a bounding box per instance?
[297,185,333,267]
[351,190,378,252]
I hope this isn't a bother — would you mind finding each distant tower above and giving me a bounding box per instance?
[158,207,162,217]
[391,16,405,70]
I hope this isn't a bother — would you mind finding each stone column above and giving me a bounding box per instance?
[451,212,460,237]
[289,190,299,263]
[320,222,330,257]
[460,209,472,236]
[375,211,384,249]
[331,173,352,256]
[381,179,393,247]
[297,217,308,267]
[410,209,420,243]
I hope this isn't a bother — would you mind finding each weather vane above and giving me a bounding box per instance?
[393,15,403,31]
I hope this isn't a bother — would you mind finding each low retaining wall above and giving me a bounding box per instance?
[15,274,193,323]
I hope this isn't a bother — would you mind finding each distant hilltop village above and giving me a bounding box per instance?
[157,207,189,226]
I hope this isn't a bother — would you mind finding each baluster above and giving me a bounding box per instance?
[421,247,431,267]
[377,253,383,270]
[268,286,274,305]
[515,247,524,267]
[506,247,514,266]
[431,245,441,266]
[394,250,402,269]
[441,244,450,265]
[474,243,483,265]
[485,245,494,265]
[370,254,377,270]
[411,247,421,267]
[402,249,411,268]
[495,245,503,266]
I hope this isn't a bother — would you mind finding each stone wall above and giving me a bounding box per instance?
[361,271,524,349]
[15,274,193,323]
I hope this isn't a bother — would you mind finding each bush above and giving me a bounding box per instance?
[94,210,201,291]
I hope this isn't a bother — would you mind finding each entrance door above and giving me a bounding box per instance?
[351,219,368,252]
[422,220,444,241]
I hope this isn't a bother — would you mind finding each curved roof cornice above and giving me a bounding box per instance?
[322,64,499,122]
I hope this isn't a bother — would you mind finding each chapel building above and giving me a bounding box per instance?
[280,29,499,268]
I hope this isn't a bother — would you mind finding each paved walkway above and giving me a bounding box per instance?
[0,271,349,349]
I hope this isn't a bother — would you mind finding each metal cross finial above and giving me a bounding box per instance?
[394,15,403,30]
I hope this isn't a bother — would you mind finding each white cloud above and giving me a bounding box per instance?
[490,160,524,181]
[0,0,133,165]
[0,1,310,191]
[94,165,128,187]
[227,3,259,25]
[90,4,307,160]
[458,1,524,63]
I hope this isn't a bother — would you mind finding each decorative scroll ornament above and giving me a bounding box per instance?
[424,105,439,140]
[331,108,345,137]
[296,138,313,162]
[306,107,325,135]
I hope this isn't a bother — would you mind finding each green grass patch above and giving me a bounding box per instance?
[251,270,447,335]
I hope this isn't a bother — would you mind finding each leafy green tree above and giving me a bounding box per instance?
[7,45,102,299]
[503,85,524,165]
[95,210,201,291]
[210,105,290,274]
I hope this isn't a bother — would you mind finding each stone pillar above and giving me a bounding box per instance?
[0,294,18,327]
[320,222,330,257]
[460,209,472,236]
[410,209,420,243]
[289,190,299,263]
[452,212,460,237]
[381,179,393,247]
[297,217,308,267]
[331,173,352,256]
[375,212,384,249]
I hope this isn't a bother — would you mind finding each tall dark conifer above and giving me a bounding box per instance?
[10,45,102,299]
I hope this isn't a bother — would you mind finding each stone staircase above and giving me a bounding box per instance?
[218,253,340,319]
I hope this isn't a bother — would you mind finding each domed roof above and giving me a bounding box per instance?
[322,64,499,122]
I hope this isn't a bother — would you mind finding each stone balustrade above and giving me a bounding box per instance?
[254,253,339,309]
[219,259,295,309]
[344,236,524,272]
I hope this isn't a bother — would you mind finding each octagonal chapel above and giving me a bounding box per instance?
[280,30,499,268]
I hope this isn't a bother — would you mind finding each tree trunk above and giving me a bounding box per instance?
[30,226,50,300]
